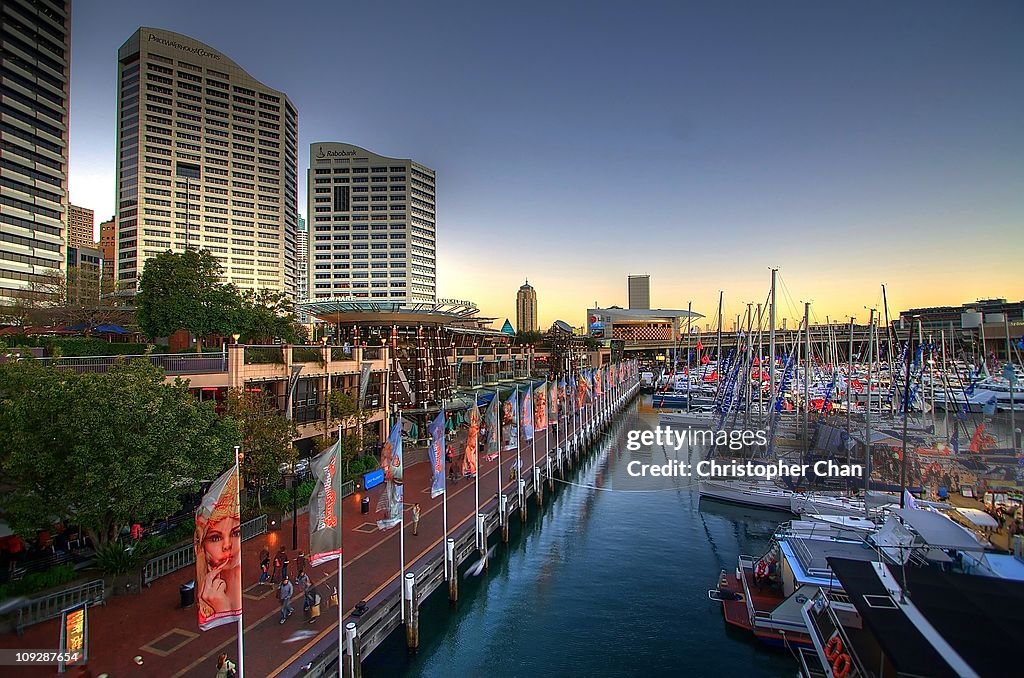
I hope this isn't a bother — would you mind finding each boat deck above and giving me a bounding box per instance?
[715,563,813,648]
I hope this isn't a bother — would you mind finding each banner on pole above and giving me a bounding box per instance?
[429,410,446,498]
[376,419,404,529]
[309,440,343,567]
[195,467,242,631]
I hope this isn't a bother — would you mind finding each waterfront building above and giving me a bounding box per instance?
[587,306,704,355]
[113,28,298,297]
[0,0,71,303]
[307,142,436,304]
[516,279,538,332]
[98,216,116,282]
[899,298,1024,332]
[67,204,95,249]
[627,274,650,310]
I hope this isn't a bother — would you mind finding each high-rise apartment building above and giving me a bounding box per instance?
[0,0,71,302]
[296,215,307,301]
[628,274,650,310]
[98,216,116,284]
[67,204,94,249]
[114,28,298,297]
[516,279,537,333]
[308,143,435,303]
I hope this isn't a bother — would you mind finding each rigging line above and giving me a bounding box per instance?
[549,476,701,493]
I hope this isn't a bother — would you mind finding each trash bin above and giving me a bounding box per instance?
[361,496,370,514]
[180,580,195,608]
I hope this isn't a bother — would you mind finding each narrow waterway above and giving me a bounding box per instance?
[363,399,796,676]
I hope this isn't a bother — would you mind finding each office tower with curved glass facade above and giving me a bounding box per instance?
[114,28,298,298]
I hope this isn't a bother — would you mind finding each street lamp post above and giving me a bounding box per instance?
[286,465,298,550]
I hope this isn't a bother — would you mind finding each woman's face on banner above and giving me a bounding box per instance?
[203,515,241,570]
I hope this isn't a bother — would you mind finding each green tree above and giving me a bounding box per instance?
[0,360,239,548]
[326,390,378,477]
[136,249,238,346]
[234,289,301,344]
[224,389,296,507]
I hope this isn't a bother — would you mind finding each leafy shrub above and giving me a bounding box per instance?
[94,541,146,575]
[0,564,77,599]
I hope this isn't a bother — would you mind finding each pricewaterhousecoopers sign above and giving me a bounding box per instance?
[148,33,221,60]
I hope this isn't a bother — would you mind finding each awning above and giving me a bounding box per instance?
[891,508,984,550]
[955,507,999,528]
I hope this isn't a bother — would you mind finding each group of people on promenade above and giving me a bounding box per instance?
[257,546,335,627]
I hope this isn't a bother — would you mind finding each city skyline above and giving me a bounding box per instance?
[66,1,1023,328]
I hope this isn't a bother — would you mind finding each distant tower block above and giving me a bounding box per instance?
[516,280,538,332]
[628,275,650,310]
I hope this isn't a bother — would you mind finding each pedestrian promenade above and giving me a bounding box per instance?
[1,420,569,677]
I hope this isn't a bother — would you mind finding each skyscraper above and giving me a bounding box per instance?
[67,204,95,249]
[113,28,298,297]
[516,280,537,333]
[628,274,650,310]
[307,142,436,303]
[296,215,308,302]
[0,0,71,303]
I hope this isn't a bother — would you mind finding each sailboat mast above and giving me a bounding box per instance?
[900,316,914,508]
[716,291,723,371]
[769,269,777,419]
[803,302,811,457]
[1006,315,1018,454]
[847,316,854,433]
[865,308,875,507]
[686,300,692,413]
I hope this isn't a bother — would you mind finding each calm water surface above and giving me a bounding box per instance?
[363,398,803,677]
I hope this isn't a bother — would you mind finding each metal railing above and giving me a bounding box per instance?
[244,346,284,365]
[37,353,227,375]
[142,515,268,586]
[329,346,354,362]
[16,579,105,635]
[361,347,383,361]
[291,346,324,364]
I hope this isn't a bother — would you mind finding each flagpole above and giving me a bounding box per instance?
[495,392,502,552]
[233,445,245,678]
[336,422,343,678]
[474,399,480,552]
[399,412,406,622]
[442,409,449,581]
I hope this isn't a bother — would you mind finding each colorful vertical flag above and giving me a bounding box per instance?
[558,377,567,410]
[502,390,519,451]
[521,386,535,440]
[594,367,604,398]
[534,381,548,431]
[376,419,404,530]
[195,466,242,631]
[576,372,587,408]
[484,396,499,457]
[308,440,343,567]
[549,379,559,420]
[428,410,446,498]
[463,403,479,477]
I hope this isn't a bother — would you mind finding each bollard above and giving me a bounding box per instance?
[499,495,509,543]
[476,512,486,553]
[404,572,418,652]
[344,621,362,678]
[535,466,543,505]
[547,453,554,491]
[446,538,458,603]
[519,478,527,522]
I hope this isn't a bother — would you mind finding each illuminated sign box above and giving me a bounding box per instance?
[363,468,385,490]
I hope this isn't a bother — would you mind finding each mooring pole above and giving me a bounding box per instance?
[446,538,457,603]
[404,573,418,652]
[344,622,361,678]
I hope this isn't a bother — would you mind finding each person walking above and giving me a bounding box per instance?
[412,503,421,536]
[278,577,294,624]
[281,550,291,582]
[259,553,271,585]
[272,547,284,584]
[295,569,311,619]
[306,583,321,624]
[296,550,306,574]
[215,653,237,678]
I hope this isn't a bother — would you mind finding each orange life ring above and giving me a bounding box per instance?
[832,652,852,678]
[824,634,843,662]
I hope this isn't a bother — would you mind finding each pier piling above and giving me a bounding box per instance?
[547,454,554,491]
[519,478,527,522]
[404,572,419,652]
[343,621,361,678]
[499,495,509,543]
[535,467,543,505]
[446,538,458,603]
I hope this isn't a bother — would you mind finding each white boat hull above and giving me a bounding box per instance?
[699,480,795,512]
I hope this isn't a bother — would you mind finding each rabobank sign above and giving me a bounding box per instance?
[316,146,357,159]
